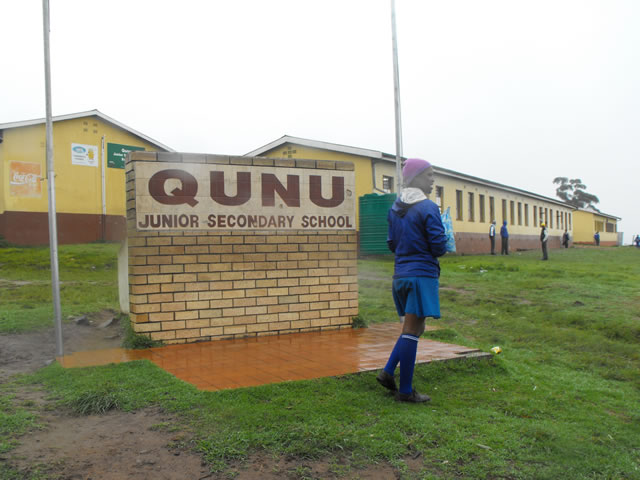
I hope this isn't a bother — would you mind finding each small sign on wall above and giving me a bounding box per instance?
[9,161,42,197]
[135,162,356,231]
[71,143,98,167]
[107,143,144,169]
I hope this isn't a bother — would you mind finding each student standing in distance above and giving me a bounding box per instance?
[489,220,497,255]
[500,220,509,255]
[540,222,549,260]
[377,158,447,403]
[562,229,570,248]
[594,231,600,246]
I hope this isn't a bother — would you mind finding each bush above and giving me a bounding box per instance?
[121,315,163,349]
[351,314,367,328]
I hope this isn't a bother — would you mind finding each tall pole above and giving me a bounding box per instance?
[42,0,63,358]
[390,0,404,195]
[101,135,107,241]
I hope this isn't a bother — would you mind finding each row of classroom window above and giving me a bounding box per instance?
[381,176,616,233]
[435,187,572,231]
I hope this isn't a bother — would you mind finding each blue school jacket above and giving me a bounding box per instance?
[387,191,447,279]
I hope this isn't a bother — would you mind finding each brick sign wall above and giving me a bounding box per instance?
[126,152,358,344]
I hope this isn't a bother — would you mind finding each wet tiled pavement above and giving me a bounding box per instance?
[58,322,488,391]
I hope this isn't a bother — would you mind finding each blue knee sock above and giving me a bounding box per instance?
[383,336,404,375]
[384,334,420,394]
[398,334,419,394]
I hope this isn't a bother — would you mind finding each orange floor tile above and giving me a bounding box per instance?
[58,322,489,391]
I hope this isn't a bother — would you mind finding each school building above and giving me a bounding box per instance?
[0,110,172,245]
[572,206,621,246]
[2,121,622,252]
[247,136,582,254]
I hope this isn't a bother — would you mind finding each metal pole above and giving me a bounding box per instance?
[390,0,404,195]
[42,0,63,358]
[101,135,107,241]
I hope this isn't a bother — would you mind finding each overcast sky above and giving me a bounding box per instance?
[2,0,639,242]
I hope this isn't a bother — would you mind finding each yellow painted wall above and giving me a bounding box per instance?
[373,161,396,193]
[1,116,162,216]
[432,173,574,237]
[573,210,618,243]
[572,211,592,243]
[258,143,398,226]
[0,139,4,213]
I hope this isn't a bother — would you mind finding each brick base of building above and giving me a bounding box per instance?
[572,241,617,247]
[454,232,563,254]
[0,210,125,246]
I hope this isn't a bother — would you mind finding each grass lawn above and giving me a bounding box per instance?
[0,243,119,333]
[1,244,639,478]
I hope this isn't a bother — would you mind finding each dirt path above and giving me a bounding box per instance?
[9,404,209,480]
[0,312,213,479]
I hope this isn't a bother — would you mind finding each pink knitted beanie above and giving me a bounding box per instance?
[402,158,432,185]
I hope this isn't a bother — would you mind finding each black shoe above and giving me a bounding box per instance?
[395,389,431,403]
[376,370,397,391]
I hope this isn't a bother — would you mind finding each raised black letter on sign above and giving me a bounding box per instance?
[148,169,198,207]
[261,174,300,207]
[309,175,344,208]
[210,171,251,206]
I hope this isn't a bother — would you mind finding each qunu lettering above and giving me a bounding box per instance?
[147,170,345,208]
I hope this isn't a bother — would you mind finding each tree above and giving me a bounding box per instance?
[553,177,600,209]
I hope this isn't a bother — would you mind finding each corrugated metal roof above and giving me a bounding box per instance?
[0,109,174,152]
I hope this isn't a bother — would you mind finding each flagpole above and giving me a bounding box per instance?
[390,0,404,194]
[42,0,63,358]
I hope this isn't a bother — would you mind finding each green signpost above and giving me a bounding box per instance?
[107,143,145,169]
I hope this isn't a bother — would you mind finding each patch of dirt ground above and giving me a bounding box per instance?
[0,310,123,379]
[223,453,423,479]
[8,405,209,480]
[222,454,422,480]
[1,312,214,479]
[1,311,416,479]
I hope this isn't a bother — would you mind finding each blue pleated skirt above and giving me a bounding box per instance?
[392,276,440,318]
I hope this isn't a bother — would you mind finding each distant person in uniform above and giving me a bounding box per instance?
[377,158,447,404]
[562,230,570,248]
[634,235,640,248]
[594,231,600,246]
[540,222,549,260]
[500,221,509,255]
[489,220,496,255]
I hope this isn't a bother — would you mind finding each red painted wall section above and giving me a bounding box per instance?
[453,232,562,254]
[0,211,125,245]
